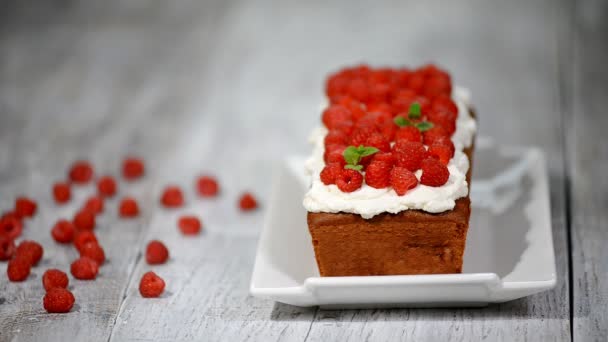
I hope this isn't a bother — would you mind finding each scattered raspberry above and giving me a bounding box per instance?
[420,158,450,187]
[42,269,69,291]
[320,163,343,185]
[97,176,117,197]
[364,161,392,189]
[73,231,98,252]
[69,160,94,184]
[15,197,37,218]
[79,243,105,265]
[178,216,202,235]
[139,271,165,298]
[161,186,184,208]
[335,169,363,192]
[390,167,419,196]
[395,126,422,143]
[53,182,71,204]
[239,192,258,211]
[83,196,104,216]
[15,240,44,266]
[371,152,395,166]
[0,216,22,240]
[324,130,348,146]
[146,240,169,264]
[43,288,75,313]
[122,157,145,180]
[7,257,31,282]
[196,176,219,197]
[51,220,75,244]
[365,133,391,152]
[70,257,99,280]
[73,209,95,231]
[0,235,16,261]
[423,126,449,146]
[393,141,427,171]
[322,105,352,129]
[1,211,21,222]
[428,144,454,165]
[119,197,139,218]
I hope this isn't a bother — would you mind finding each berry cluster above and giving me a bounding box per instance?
[1,156,260,312]
[320,64,458,195]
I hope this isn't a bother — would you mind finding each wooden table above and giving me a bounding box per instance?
[0,0,605,341]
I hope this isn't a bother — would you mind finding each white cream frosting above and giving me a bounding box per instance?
[303,86,477,219]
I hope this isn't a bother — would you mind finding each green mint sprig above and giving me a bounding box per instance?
[343,145,379,171]
[393,102,434,132]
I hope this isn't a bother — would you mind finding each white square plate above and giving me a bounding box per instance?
[250,138,556,308]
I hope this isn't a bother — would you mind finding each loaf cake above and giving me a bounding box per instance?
[303,64,477,276]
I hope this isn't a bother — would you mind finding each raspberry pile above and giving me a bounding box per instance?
[320,64,458,195]
[1,155,260,314]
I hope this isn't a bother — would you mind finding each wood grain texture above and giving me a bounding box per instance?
[569,0,608,340]
[0,0,581,341]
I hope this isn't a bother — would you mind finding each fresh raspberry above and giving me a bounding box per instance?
[432,136,456,156]
[333,120,354,136]
[178,216,202,235]
[428,144,454,165]
[366,102,394,117]
[139,271,165,298]
[84,196,104,215]
[161,186,184,208]
[406,72,425,92]
[427,109,456,135]
[365,133,391,152]
[323,144,346,165]
[146,240,169,264]
[79,242,105,265]
[364,161,392,189]
[0,235,16,261]
[368,83,391,103]
[378,122,396,141]
[393,141,427,171]
[123,157,145,180]
[70,257,99,280]
[395,126,423,143]
[51,220,75,244]
[73,209,95,231]
[423,126,450,145]
[349,126,377,147]
[431,94,458,117]
[7,257,31,281]
[0,216,22,240]
[42,269,69,291]
[196,175,219,197]
[335,169,363,192]
[357,111,392,127]
[73,231,98,252]
[391,89,418,113]
[390,167,419,196]
[119,197,140,218]
[346,78,369,102]
[239,192,258,211]
[324,130,348,146]
[326,72,349,98]
[420,158,450,187]
[53,182,71,204]
[422,74,452,98]
[15,240,44,266]
[396,68,412,87]
[322,105,352,129]
[97,176,117,197]
[15,197,37,218]
[371,152,395,166]
[336,96,366,121]
[320,163,342,185]
[43,288,75,313]
[69,160,94,184]
[1,211,21,222]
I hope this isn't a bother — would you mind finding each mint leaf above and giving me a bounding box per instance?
[343,146,361,165]
[359,146,379,157]
[394,116,411,127]
[408,102,421,119]
[415,121,434,132]
[344,164,363,171]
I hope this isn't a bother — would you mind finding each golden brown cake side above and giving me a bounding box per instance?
[308,145,474,277]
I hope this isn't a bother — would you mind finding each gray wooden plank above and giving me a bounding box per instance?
[0,0,573,341]
[570,0,608,340]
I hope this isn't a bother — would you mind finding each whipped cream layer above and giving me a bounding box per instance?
[303,86,477,219]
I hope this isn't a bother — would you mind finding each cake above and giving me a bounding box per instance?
[303,64,477,276]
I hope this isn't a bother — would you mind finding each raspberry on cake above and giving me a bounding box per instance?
[303,64,477,276]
